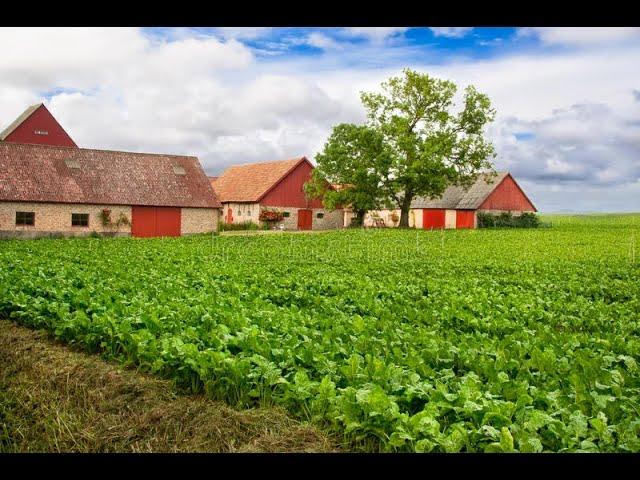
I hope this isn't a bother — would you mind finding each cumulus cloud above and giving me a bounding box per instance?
[491,103,640,188]
[341,27,409,43]
[214,28,274,40]
[306,32,344,51]
[429,27,474,38]
[519,27,640,46]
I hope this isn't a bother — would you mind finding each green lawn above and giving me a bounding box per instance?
[1,214,639,452]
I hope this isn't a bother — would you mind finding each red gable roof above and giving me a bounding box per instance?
[0,142,221,208]
[211,157,310,203]
[0,103,77,147]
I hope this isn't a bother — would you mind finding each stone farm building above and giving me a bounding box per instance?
[362,171,536,229]
[210,157,343,231]
[0,104,221,238]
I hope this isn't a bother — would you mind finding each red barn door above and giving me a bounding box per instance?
[423,209,446,229]
[297,209,312,230]
[456,210,475,229]
[132,206,181,237]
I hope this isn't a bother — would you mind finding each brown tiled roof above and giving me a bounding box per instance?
[211,157,308,202]
[411,172,509,209]
[0,103,42,141]
[0,142,221,208]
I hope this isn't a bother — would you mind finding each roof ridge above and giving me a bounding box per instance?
[230,157,305,168]
[0,103,44,140]
[0,141,198,160]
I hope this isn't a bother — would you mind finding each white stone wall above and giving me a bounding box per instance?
[221,202,260,224]
[181,208,219,234]
[364,209,422,228]
[0,201,131,238]
[312,208,343,230]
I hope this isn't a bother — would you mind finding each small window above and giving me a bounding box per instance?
[16,211,35,226]
[237,209,241,217]
[283,212,290,218]
[316,212,324,219]
[173,165,186,175]
[71,213,89,227]
[65,158,80,169]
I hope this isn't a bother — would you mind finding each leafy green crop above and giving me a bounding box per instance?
[1,214,639,452]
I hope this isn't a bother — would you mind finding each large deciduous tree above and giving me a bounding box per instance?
[309,69,497,227]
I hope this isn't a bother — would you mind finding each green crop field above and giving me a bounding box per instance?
[1,214,639,452]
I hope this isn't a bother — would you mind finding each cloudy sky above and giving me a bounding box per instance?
[1,27,639,212]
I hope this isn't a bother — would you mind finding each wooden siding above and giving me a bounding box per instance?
[3,105,77,147]
[456,210,475,229]
[479,175,536,212]
[260,160,323,209]
[423,209,446,229]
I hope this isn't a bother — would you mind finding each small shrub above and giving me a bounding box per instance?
[218,221,260,232]
[478,211,541,229]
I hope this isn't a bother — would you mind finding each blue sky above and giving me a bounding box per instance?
[1,27,639,212]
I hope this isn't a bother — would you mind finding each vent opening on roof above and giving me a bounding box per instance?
[65,158,80,169]
[173,165,186,175]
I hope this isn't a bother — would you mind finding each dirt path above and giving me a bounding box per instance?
[0,319,339,453]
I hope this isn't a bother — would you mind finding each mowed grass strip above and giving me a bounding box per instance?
[0,319,339,453]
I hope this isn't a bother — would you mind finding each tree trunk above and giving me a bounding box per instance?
[399,196,412,228]
[352,209,366,227]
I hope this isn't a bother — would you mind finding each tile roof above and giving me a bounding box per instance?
[410,172,509,209]
[211,157,308,203]
[0,104,42,141]
[0,142,221,208]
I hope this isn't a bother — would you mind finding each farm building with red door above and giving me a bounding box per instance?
[0,104,221,238]
[363,172,536,229]
[210,157,343,230]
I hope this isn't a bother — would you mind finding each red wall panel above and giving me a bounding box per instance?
[155,207,181,237]
[132,206,181,237]
[260,160,323,209]
[131,206,156,238]
[423,209,446,229]
[456,210,475,229]
[479,175,536,212]
[4,105,77,147]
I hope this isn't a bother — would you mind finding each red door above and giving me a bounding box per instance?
[131,206,181,237]
[297,209,312,230]
[423,209,445,229]
[225,207,234,224]
[456,210,475,229]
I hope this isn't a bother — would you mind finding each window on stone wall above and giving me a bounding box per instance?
[16,211,35,226]
[316,212,324,219]
[283,212,290,218]
[71,213,89,227]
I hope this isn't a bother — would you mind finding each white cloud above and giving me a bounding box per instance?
[306,32,344,51]
[429,27,474,38]
[518,27,640,46]
[341,27,408,43]
[214,27,273,40]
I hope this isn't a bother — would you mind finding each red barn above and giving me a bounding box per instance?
[210,157,343,230]
[0,104,221,238]
[362,171,536,229]
[0,103,77,147]
[412,171,536,229]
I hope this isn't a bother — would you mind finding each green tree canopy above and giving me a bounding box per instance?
[307,68,497,227]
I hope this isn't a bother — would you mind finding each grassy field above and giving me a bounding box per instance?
[1,214,639,452]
